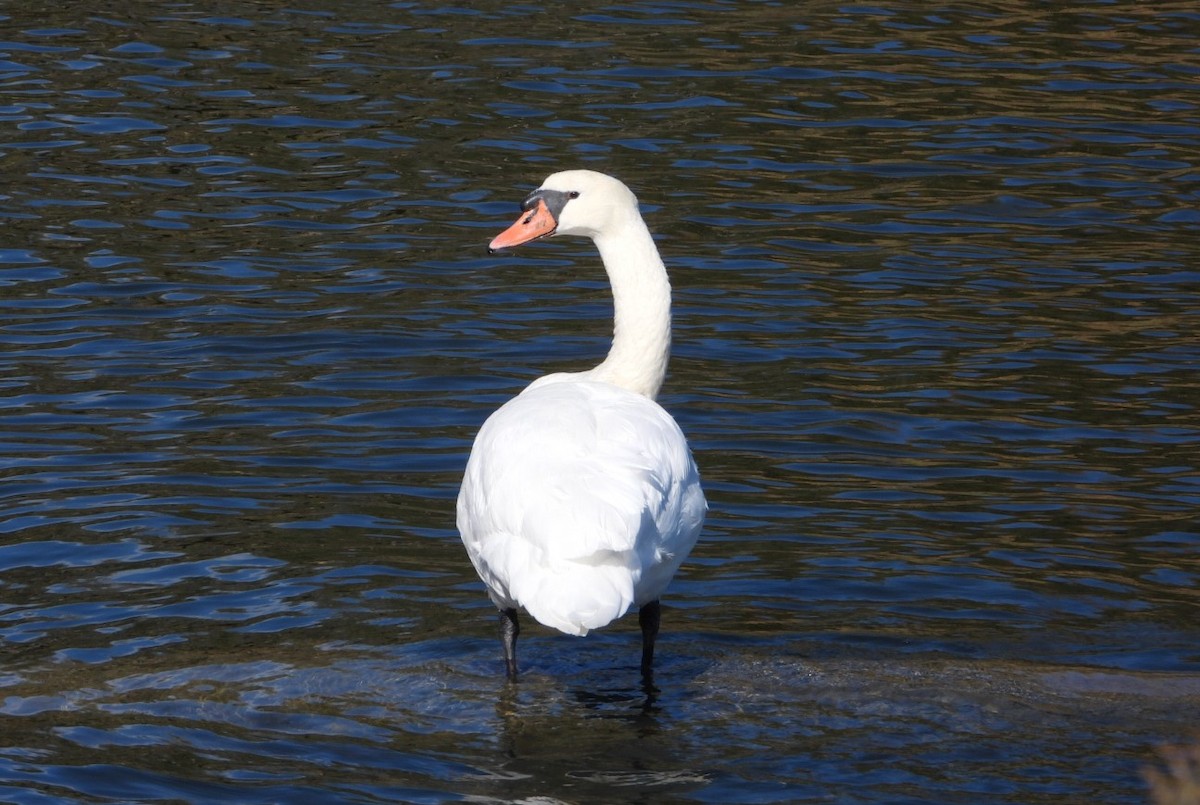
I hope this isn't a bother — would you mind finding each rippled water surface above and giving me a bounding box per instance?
[2,2,1199,803]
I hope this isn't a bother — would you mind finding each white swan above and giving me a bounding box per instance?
[457,170,707,678]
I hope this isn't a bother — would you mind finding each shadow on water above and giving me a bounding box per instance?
[5,627,1199,803]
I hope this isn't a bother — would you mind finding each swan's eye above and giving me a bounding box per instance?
[568,191,580,199]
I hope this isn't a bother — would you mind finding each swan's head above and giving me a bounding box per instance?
[488,170,639,252]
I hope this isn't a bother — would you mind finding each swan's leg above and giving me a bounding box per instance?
[499,607,520,679]
[638,599,661,674]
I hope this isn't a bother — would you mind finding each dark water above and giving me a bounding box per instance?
[2,2,1199,803]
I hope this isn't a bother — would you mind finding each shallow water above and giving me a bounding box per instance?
[2,2,1199,803]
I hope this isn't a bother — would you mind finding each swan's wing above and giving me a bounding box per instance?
[456,380,705,621]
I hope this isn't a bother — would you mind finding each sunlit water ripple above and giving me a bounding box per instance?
[1,2,1198,803]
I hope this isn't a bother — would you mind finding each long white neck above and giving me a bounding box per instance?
[587,209,673,400]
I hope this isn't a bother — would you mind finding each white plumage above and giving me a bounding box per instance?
[457,170,706,677]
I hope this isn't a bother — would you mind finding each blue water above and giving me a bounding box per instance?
[1,3,1198,803]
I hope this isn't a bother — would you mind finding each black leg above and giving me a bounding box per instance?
[638,599,661,676]
[499,607,520,679]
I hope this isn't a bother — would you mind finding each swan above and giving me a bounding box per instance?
[457,170,707,679]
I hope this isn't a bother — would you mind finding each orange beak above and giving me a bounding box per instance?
[489,199,558,251]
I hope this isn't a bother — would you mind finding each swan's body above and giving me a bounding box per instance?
[457,170,706,677]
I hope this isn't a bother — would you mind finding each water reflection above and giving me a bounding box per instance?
[2,0,1199,802]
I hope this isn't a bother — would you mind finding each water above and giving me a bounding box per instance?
[2,2,1199,802]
